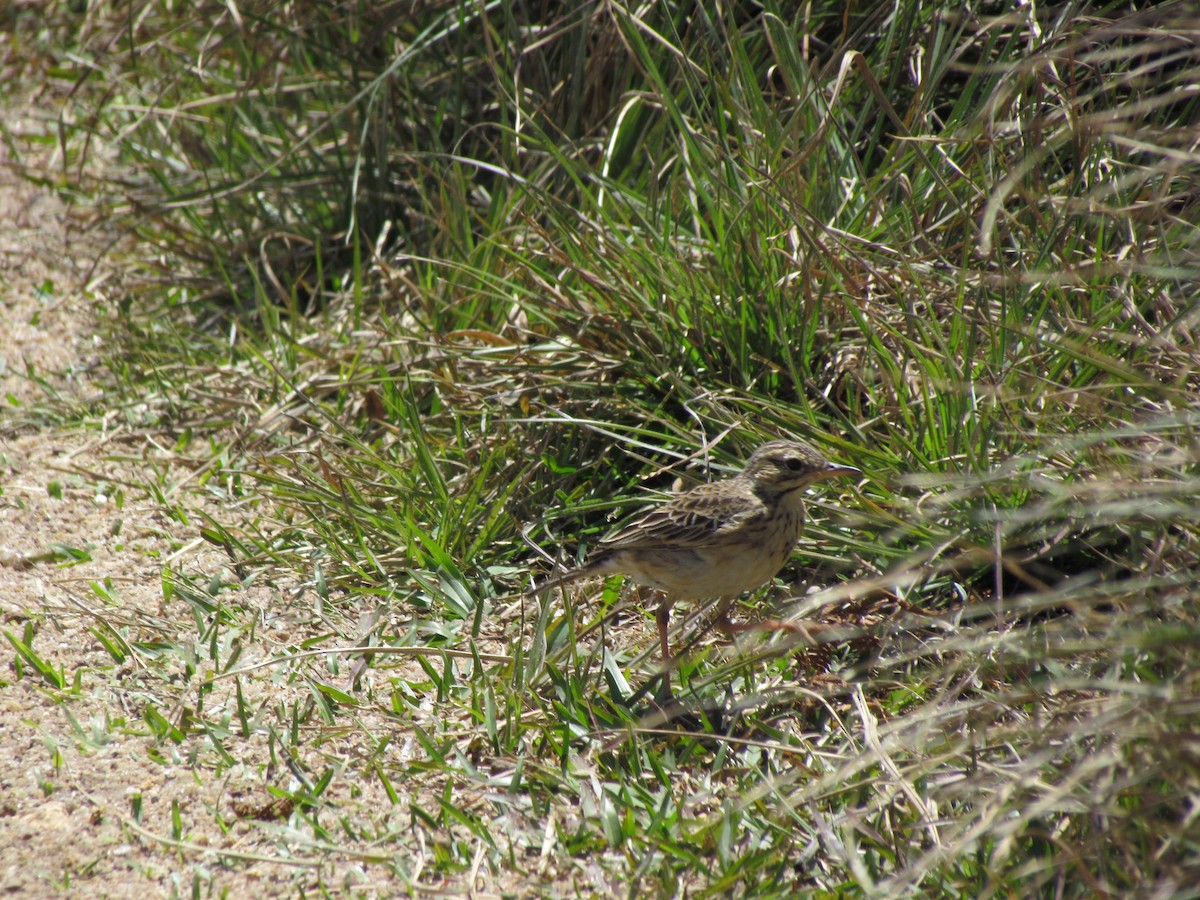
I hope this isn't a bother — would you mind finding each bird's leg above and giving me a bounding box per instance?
[712,601,829,645]
[655,593,675,701]
[709,597,736,634]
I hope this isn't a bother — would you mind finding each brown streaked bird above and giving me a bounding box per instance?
[533,439,860,699]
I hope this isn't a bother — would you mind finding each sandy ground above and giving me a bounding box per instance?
[0,104,212,896]
[0,102,337,897]
[0,105,543,896]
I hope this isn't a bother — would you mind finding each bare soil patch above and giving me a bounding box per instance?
[0,85,563,896]
[0,101,411,898]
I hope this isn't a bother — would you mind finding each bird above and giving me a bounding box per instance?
[532,439,860,700]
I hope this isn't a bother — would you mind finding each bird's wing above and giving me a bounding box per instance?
[598,482,765,551]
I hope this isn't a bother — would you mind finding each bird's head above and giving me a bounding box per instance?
[741,439,860,493]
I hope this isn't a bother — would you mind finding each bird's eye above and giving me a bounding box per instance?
[785,458,804,471]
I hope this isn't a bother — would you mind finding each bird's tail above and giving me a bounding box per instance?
[525,562,603,598]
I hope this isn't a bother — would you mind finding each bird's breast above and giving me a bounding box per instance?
[608,501,806,600]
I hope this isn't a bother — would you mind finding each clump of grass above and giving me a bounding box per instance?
[26,0,1200,893]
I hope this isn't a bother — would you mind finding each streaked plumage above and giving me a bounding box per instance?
[534,439,859,698]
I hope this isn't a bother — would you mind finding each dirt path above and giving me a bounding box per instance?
[0,76,544,892]
[0,103,303,897]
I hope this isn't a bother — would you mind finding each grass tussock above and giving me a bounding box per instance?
[10,0,1200,894]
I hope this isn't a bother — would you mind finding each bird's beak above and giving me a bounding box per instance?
[821,462,861,480]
